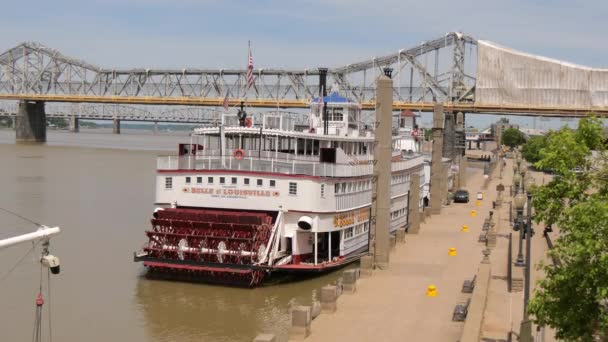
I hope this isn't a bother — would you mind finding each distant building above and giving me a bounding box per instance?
[491,118,519,144]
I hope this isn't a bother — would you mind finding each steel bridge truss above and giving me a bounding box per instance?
[0,101,310,125]
[0,33,477,106]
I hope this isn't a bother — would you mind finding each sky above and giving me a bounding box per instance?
[1,0,607,70]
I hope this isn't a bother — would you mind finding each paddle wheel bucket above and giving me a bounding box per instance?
[138,208,274,287]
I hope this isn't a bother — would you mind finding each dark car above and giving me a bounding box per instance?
[454,190,470,203]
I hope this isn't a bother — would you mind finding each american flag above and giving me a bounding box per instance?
[246,41,254,90]
[222,93,229,111]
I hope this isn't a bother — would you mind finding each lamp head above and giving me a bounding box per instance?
[514,191,526,209]
[525,177,536,190]
[513,173,521,185]
[520,166,527,177]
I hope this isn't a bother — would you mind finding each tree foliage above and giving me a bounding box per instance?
[501,128,525,147]
[521,135,548,164]
[528,115,608,340]
[47,117,68,128]
[529,199,608,341]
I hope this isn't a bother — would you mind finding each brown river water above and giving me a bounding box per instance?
[0,129,344,342]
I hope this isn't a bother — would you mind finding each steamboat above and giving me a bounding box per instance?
[134,88,426,287]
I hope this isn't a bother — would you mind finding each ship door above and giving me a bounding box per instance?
[330,231,341,259]
[320,148,336,163]
[286,237,292,254]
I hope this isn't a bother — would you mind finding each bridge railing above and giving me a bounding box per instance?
[157,154,424,178]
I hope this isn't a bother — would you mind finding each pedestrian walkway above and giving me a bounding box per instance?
[482,159,557,341]
[306,168,496,342]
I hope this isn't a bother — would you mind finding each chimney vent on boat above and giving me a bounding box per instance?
[297,216,313,230]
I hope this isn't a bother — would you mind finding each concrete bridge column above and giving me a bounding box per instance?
[113,118,121,134]
[69,116,79,133]
[429,103,444,215]
[370,69,393,269]
[456,112,467,189]
[408,172,421,233]
[16,100,46,143]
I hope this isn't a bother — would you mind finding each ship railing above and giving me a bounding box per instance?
[334,182,410,211]
[157,154,424,178]
[192,149,320,162]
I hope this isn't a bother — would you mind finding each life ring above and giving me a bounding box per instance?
[245,118,252,127]
[234,149,245,160]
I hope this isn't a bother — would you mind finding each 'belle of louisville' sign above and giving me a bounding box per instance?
[183,187,280,197]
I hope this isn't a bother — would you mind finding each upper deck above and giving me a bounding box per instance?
[158,93,425,178]
[157,151,424,178]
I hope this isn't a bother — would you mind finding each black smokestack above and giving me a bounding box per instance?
[318,68,328,96]
[318,68,328,135]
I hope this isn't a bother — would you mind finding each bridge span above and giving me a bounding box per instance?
[1,31,607,141]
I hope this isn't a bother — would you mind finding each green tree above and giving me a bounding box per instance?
[528,115,608,340]
[521,135,548,164]
[501,128,525,147]
[424,128,433,141]
[529,199,608,341]
[47,117,68,128]
[576,116,605,151]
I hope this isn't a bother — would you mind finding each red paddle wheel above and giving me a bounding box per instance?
[141,208,274,287]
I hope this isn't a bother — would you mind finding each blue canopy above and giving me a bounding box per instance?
[313,92,351,104]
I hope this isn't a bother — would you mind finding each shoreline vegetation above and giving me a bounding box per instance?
[0,117,197,131]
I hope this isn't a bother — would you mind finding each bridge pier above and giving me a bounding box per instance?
[16,100,46,143]
[455,112,467,189]
[113,118,121,134]
[429,103,445,214]
[69,116,79,133]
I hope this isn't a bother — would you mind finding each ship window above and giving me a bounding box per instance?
[197,177,202,184]
[185,176,191,184]
[270,180,276,187]
[244,178,250,185]
[208,177,214,184]
[220,177,225,184]
[344,227,354,239]
[257,179,263,186]
[231,177,237,184]
[329,108,343,121]
[335,183,339,194]
[341,183,346,193]
[165,177,173,189]
[289,182,297,195]
[321,184,325,198]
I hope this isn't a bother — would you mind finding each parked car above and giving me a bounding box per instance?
[454,190,470,203]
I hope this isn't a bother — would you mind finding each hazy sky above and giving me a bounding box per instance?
[2,0,607,70]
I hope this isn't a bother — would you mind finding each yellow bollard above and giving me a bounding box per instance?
[471,210,477,217]
[448,247,457,256]
[476,200,481,207]
[426,285,438,297]
[461,225,469,232]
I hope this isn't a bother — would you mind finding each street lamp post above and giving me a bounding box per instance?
[514,190,526,267]
[520,177,535,342]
